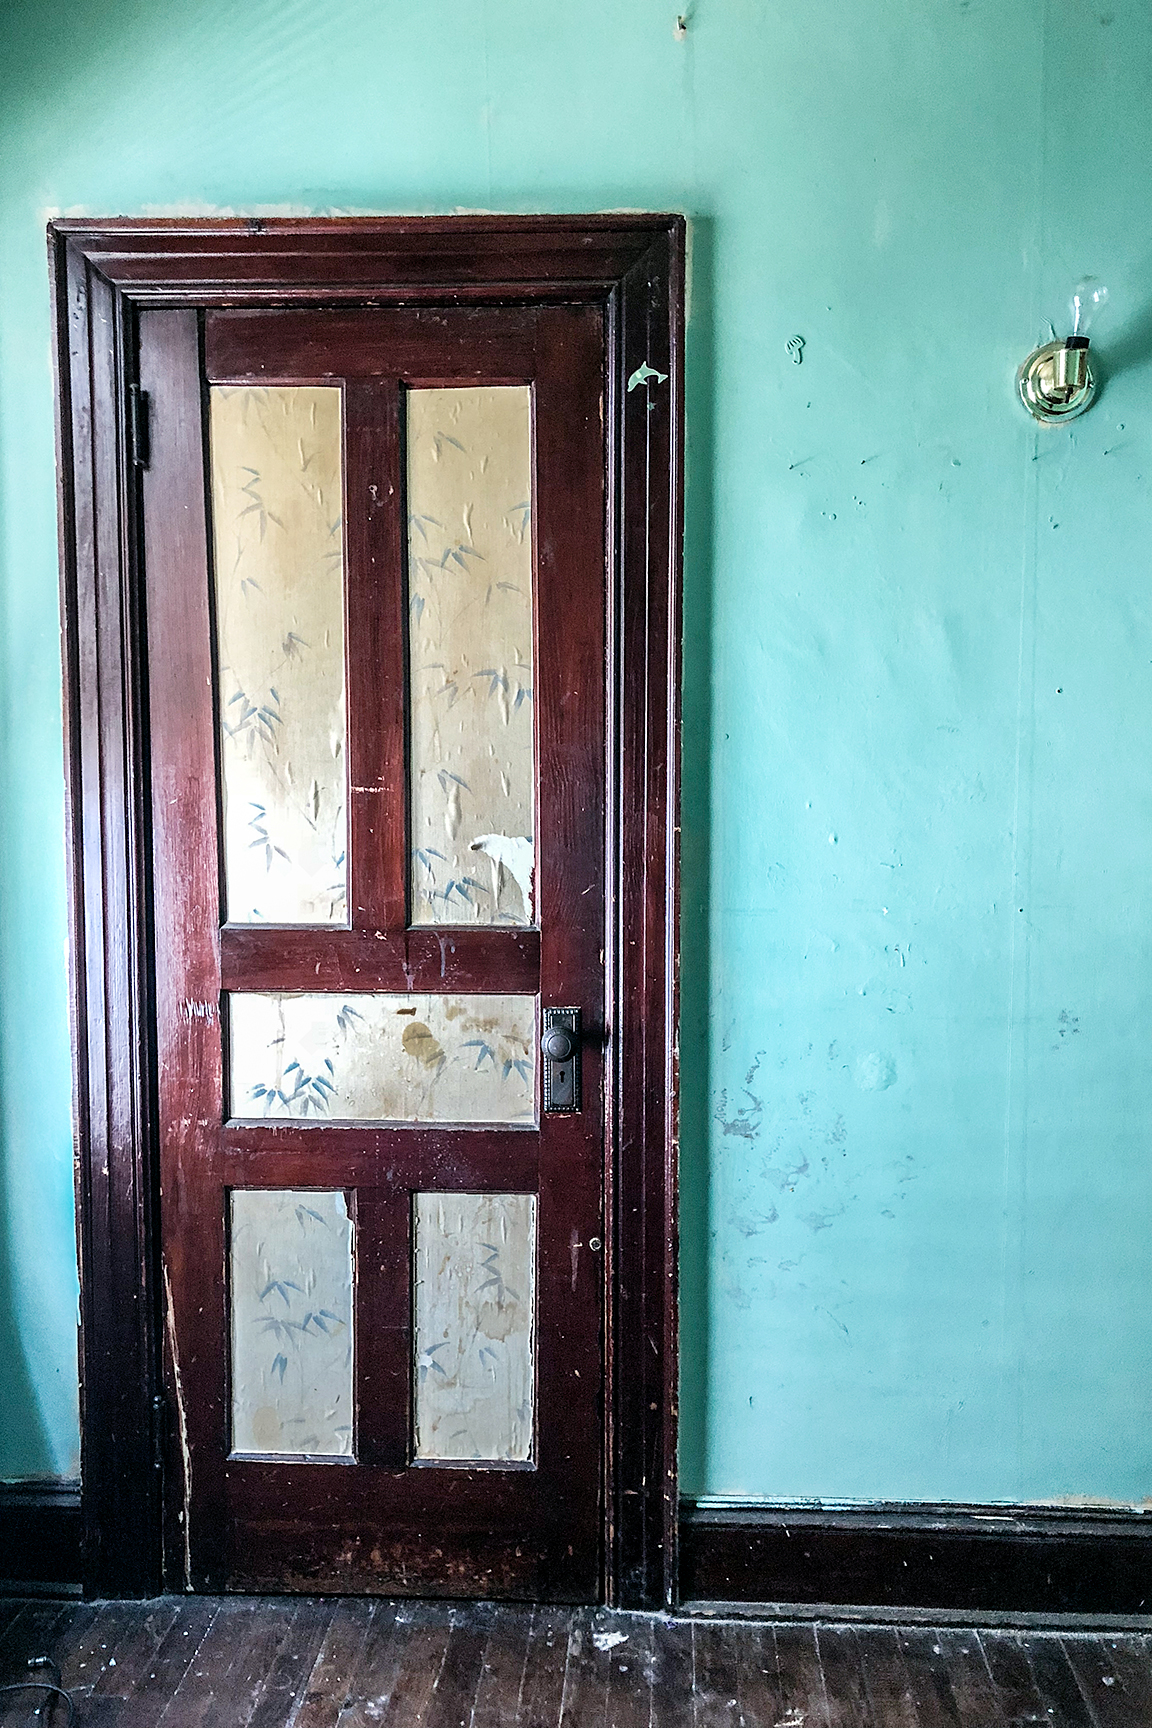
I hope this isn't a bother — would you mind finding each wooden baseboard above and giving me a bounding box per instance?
[0,1482,82,1596]
[679,1499,1152,1618]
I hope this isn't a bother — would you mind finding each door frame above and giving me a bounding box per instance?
[49,215,683,1608]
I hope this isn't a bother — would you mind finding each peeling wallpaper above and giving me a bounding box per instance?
[3,0,1152,1504]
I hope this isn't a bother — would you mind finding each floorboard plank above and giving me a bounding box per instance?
[335,1601,413,1728]
[293,1598,382,1728]
[691,1618,741,1727]
[1021,1635,1096,1728]
[734,1622,783,1728]
[114,1597,222,1726]
[203,1597,304,1728]
[0,1598,78,1682]
[422,1603,494,1728]
[155,1597,268,1728]
[979,1631,1052,1725]
[606,1613,652,1728]
[1093,1635,1152,1726]
[20,1599,100,1690]
[182,1598,284,1728]
[927,1629,1008,1728]
[896,1628,963,1728]
[0,1602,28,1648]
[58,1600,141,1699]
[1063,1634,1152,1728]
[855,1625,919,1728]
[470,1603,533,1728]
[517,1606,577,1728]
[557,1610,614,1728]
[346,1600,453,1727]
[772,1624,831,1728]
[3,1597,1152,1728]
[647,1613,693,1728]
[88,1598,184,1704]
[247,1599,336,1728]
[0,1601,88,1728]
[814,1624,871,1728]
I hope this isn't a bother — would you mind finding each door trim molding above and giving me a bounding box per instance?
[49,215,684,1606]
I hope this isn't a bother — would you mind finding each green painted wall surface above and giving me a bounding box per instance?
[2,0,1151,1503]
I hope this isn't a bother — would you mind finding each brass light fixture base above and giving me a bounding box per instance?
[1017,339,1097,425]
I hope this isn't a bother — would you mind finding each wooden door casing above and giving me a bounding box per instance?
[50,217,682,1608]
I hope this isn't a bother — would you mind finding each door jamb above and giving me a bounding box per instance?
[49,215,684,1607]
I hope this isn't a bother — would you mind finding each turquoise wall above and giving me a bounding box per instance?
[3,0,1152,1504]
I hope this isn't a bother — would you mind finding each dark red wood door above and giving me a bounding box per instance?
[140,303,606,1599]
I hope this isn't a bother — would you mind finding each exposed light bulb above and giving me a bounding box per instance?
[1070,277,1109,339]
[1019,276,1110,422]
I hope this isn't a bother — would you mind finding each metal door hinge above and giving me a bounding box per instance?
[152,1393,166,1472]
[128,383,150,469]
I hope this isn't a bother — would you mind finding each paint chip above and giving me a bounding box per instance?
[627,362,668,392]
[592,1631,629,1651]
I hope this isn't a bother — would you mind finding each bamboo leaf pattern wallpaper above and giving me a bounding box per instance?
[414,1192,536,1462]
[209,386,348,926]
[407,387,535,926]
[227,992,536,1123]
[230,1188,353,1458]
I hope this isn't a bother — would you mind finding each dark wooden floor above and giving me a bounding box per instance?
[2,1595,1151,1726]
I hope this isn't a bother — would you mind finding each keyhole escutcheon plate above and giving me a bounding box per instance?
[542,1006,581,1113]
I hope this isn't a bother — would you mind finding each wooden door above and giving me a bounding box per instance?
[140,303,606,1599]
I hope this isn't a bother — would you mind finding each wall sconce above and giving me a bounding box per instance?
[1017,278,1108,424]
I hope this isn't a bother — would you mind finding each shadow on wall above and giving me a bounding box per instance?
[677,213,716,1494]
[0,348,67,1482]
[0,1154,56,1479]
[1097,256,1152,386]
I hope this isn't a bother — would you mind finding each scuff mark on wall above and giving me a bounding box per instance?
[818,1305,851,1340]
[762,1153,809,1192]
[714,1088,763,1140]
[733,1205,778,1236]
[801,1207,845,1234]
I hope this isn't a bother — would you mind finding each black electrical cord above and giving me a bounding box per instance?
[0,1657,77,1726]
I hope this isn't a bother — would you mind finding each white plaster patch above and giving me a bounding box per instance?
[854,1052,897,1091]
